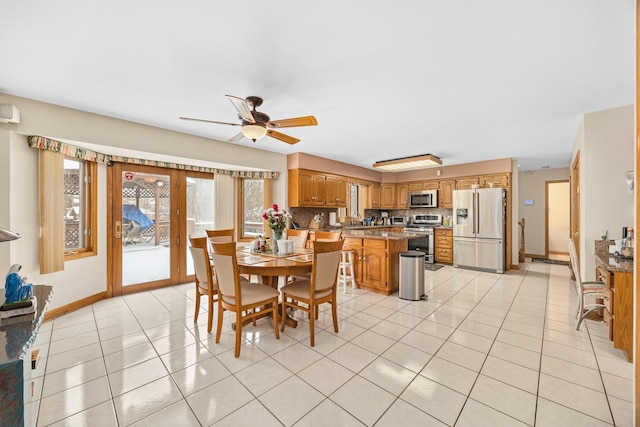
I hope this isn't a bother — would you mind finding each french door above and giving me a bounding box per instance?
[108,163,215,296]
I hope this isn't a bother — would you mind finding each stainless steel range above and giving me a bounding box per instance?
[405,214,443,264]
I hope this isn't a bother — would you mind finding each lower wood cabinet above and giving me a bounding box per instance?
[595,258,633,362]
[434,228,453,264]
[343,237,407,295]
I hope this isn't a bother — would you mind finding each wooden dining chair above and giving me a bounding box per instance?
[206,228,235,243]
[568,238,607,330]
[210,241,280,357]
[313,230,343,242]
[280,239,344,347]
[188,236,218,333]
[287,229,310,250]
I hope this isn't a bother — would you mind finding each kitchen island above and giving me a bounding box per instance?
[311,228,427,295]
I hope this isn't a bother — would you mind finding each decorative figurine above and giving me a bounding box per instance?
[4,264,33,304]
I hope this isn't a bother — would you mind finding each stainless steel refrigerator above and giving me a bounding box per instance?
[453,187,505,273]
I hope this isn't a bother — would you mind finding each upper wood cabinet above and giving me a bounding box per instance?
[423,181,439,190]
[439,179,455,208]
[456,174,509,190]
[368,182,381,209]
[288,169,348,207]
[325,174,347,207]
[481,174,509,188]
[395,184,408,209]
[380,184,396,209]
[456,177,480,190]
[407,181,439,191]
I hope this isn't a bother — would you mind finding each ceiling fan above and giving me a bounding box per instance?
[179,95,317,144]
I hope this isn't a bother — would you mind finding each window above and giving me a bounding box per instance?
[63,157,97,258]
[239,178,265,239]
[348,183,360,218]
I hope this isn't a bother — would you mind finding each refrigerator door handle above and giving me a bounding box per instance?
[476,193,480,235]
[471,193,474,234]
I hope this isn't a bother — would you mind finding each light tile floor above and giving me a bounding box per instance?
[31,259,633,426]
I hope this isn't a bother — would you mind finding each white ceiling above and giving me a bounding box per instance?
[0,1,634,172]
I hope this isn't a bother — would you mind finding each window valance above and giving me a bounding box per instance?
[28,135,279,179]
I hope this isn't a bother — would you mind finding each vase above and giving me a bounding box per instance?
[272,228,284,253]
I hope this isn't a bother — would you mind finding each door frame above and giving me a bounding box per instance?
[545,179,570,258]
[570,152,580,263]
[107,163,192,296]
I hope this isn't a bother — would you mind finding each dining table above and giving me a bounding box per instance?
[235,245,314,328]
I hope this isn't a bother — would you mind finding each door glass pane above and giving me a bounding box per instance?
[122,171,171,286]
[186,177,215,276]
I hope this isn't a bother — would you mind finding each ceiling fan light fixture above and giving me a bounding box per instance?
[373,154,442,171]
[242,124,267,142]
[0,227,21,242]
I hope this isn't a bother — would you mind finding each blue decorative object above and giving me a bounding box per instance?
[4,265,32,305]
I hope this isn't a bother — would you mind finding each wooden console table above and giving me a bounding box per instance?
[594,250,633,362]
[0,285,53,427]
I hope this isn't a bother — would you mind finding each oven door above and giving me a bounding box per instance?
[408,234,434,263]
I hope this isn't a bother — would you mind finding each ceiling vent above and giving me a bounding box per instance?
[0,104,20,124]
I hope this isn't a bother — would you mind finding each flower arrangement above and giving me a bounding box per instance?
[262,203,292,232]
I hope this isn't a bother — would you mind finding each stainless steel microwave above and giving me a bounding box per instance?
[408,190,438,208]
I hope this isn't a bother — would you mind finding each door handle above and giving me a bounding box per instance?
[115,221,122,239]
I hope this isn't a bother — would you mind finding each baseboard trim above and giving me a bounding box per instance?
[525,253,545,259]
[45,291,108,321]
[510,264,520,270]
[548,250,569,256]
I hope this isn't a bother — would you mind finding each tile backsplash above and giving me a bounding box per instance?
[289,207,454,228]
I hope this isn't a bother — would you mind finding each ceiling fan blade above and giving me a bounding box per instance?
[225,95,255,123]
[267,130,300,145]
[227,132,244,142]
[268,115,318,128]
[179,117,241,126]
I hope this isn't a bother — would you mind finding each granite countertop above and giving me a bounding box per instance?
[0,285,54,366]
[595,250,633,274]
[340,229,426,240]
[594,240,634,274]
[321,225,403,231]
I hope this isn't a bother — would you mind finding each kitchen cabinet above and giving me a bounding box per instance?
[423,181,439,190]
[439,179,455,208]
[289,169,348,207]
[289,169,325,207]
[456,177,480,190]
[395,184,408,209]
[368,182,381,209]
[381,184,396,208]
[408,183,423,191]
[434,228,453,264]
[456,174,508,190]
[481,174,509,188]
[363,239,387,290]
[325,175,347,207]
[343,236,407,294]
[595,257,633,362]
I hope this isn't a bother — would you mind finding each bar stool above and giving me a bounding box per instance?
[338,250,356,292]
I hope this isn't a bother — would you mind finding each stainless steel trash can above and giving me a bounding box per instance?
[399,251,426,301]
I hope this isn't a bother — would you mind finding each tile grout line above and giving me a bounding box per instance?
[451,261,538,426]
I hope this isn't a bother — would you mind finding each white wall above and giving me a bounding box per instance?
[571,105,634,280]
[0,94,288,309]
[518,168,570,256]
